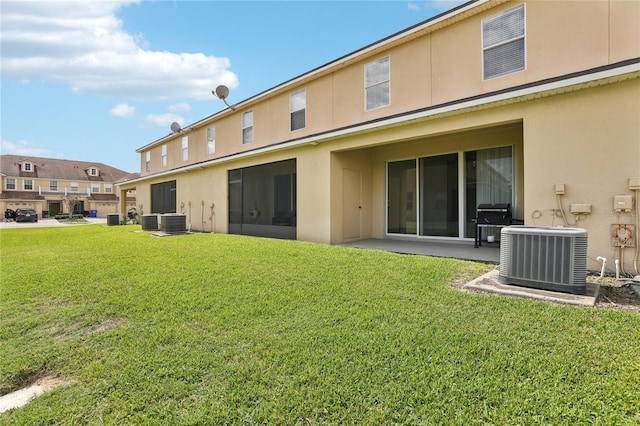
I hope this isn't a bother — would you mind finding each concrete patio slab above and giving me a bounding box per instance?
[464,268,600,307]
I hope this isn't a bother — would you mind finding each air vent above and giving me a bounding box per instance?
[499,226,587,295]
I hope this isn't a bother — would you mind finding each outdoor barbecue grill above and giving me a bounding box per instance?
[474,203,521,247]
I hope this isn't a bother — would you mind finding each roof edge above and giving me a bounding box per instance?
[120,58,640,187]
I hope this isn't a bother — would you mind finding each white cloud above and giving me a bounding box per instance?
[410,1,468,14]
[144,113,185,128]
[0,0,238,102]
[111,103,136,117]
[168,102,192,113]
[0,138,64,159]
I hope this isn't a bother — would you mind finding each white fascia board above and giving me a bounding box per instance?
[119,62,639,187]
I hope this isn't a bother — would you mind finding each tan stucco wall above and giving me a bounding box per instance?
[522,78,640,270]
[124,76,638,272]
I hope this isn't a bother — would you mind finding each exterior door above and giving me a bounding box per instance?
[49,202,61,216]
[343,168,361,240]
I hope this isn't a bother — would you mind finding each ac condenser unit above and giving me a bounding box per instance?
[499,226,587,295]
[160,214,187,234]
[141,214,159,231]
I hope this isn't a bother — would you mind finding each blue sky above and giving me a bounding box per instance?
[1,0,465,173]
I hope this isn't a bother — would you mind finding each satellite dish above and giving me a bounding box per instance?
[170,122,182,133]
[214,85,230,99]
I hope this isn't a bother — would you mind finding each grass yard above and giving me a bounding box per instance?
[1,225,639,424]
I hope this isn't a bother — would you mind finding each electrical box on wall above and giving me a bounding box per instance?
[555,183,565,195]
[570,203,592,214]
[630,177,640,190]
[613,195,633,213]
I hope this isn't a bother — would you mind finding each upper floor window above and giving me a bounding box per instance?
[161,145,167,167]
[181,136,189,161]
[207,126,216,154]
[290,89,306,131]
[90,167,98,176]
[482,4,526,80]
[50,180,58,191]
[6,178,16,190]
[91,183,100,193]
[23,162,33,172]
[365,56,390,111]
[71,182,79,192]
[242,111,253,144]
[104,184,113,193]
[24,179,33,191]
[145,152,151,171]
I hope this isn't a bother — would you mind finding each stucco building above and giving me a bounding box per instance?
[1,155,137,218]
[118,0,640,273]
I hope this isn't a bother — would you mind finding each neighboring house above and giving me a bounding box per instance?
[117,0,640,272]
[1,155,138,218]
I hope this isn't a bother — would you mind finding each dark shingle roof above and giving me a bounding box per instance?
[0,155,137,182]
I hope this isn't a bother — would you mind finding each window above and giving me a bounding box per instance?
[207,126,216,154]
[24,179,33,191]
[161,145,167,167]
[181,136,189,161]
[290,89,306,131]
[90,167,98,176]
[91,183,100,193]
[104,184,113,193]
[50,181,58,191]
[71,182,79,193]
[23,162,32,172]
[482,4,525,80]
[6,178,16,190]
[365,56,390,111]
[145,152,151,171]
[242,111,253,144]
[151,180,177,214]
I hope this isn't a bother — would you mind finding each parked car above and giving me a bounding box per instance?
[15,208,38,223]
[4,209,16,222]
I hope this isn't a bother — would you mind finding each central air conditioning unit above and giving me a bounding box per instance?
[160,213,187,234]
[141,214,159,231]
[499,226,587,295]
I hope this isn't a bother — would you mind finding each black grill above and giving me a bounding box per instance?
[477,203,511,226]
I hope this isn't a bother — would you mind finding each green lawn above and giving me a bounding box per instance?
[1,225,639,424]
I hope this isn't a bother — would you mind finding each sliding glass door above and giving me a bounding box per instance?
[420,154,459,237]
[386,146,513,239]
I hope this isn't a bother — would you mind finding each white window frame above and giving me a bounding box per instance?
[365,56,390,111]
[71,182,79,193]
[50,180,58,191]
[181,136,189,161]
[23,179,33,191]
[6,177,16,190]
[482,4,526,80]
[242,111,253,144]
[23,162,32,172]
[290,89,306,131]
[161,145,167,167]
[90,167,98,176]
[207,126,216,154]
[145,152,151,171]
[91,183,100,194]
[104,184,113,193]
